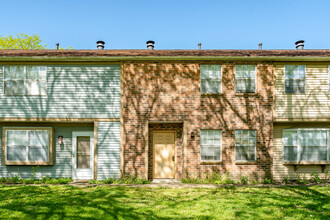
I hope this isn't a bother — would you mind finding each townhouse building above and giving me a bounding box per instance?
[0,43,329,181]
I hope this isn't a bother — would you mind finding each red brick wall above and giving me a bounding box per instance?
[122,62,274,181]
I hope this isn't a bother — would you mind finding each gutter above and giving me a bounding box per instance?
[0,56,330,62]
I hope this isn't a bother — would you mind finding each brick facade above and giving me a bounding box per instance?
[122,62,274,181]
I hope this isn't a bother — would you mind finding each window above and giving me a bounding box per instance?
[235,65,256,93]
[283,129,330,162]
[235,130,256,161]
[284,65,305,94]
[3,127,54,165]
[328,66,330,93]
[3,66,47,95]
[200,65,222,93]
[200,130,221,161]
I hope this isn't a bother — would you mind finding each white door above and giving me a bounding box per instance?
[72,131,94,180]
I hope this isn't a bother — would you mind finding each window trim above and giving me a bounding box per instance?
[2,127,54,165]
[284,65,306,94]
[200,129,222,162]
[200,64,222,94]
[235,65,257,94]
[282,128,330,162]
[235,129,257,162]
[3,65,48,96]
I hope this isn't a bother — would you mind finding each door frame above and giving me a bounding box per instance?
[152,130,176,179]
[72,131,94,180]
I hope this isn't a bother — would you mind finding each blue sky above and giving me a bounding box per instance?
[0,0,329,50]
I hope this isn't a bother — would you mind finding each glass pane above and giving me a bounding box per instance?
[4,80,25,95]
[25,79,47,95]
[26,66,47,80]
[77,136,90,153]
[29,130,49,146]
[301,146,327,161]
[4,66,25,80]
[283,131,297,146]
[283,146,298,161]
[7,130,28,146]
[7,146,26,161]
[201,79,220,93]
[28,146,48,162]
[77,155,90,168]
[200,130,207,145]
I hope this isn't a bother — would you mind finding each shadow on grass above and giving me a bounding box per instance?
[0,185,329,219]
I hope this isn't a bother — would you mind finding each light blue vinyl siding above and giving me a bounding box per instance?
[0,65,120,118]
[97,121,120,180]
[0,126,93,178]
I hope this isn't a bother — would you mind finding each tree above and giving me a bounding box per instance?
[0,33,47,49]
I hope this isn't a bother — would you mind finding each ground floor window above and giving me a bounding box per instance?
[3,127,54,165]
[283,128,330,162]
[200,130,221,161]
[235,130,256,161]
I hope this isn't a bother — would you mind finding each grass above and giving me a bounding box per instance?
[0,185,329,219]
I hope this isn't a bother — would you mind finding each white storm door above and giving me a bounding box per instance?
[72,131,94,180]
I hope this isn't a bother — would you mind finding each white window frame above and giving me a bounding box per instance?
[282,128,330,162]
[284,65,306,94]
[3,66,47,96]
[235,130,257,162]
[200,65,222,94]
[3,127,54,165]
[200,129,222,162]
[235,65,257,93]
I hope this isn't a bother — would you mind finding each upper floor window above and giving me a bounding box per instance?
[284,65,305,94]
[3,66,47,95]
[235,65,256,93]
[235,130,256,161]
[283,128,330,162]
[200,65,222,94]
[200,129,221,161]
[3,127,54,165]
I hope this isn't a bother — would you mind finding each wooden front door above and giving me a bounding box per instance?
[153,132,176,179]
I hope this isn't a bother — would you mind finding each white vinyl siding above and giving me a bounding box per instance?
[3,66,47,95]
[283,128,330,162]
[284,65,305,94]
[200,65,222,93]
[235,65,256,93]
[235,130,256,161]
[200,130,221,161]
[5,129,50,162]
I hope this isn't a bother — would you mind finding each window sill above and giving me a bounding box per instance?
[200,161,222,165]
[235,93,258,97]
[4,161,53,166]
[235,161,257,165]
[283,161,329,172]
[283,161,330,165]
[201,93,222,96]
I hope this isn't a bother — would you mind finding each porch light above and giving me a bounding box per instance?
[58,136,64,145]
[190,132,195,139]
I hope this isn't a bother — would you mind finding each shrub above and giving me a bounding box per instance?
[282,176,290,184]
[311,172,321,183]
[263,178,272,184]
[241,176,248,185]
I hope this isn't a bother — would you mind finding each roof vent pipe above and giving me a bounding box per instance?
[198,43,202,50]
[258,43,262,50]
[295,40,304,50]
[56,43,59,50]
[146,40,155,50]
[97,41,105,50]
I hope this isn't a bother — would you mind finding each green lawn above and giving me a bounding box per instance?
[0,185,329,219]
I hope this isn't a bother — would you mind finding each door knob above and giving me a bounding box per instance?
[172,156,175,161]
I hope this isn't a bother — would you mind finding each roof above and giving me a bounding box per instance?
[0,49,330,61]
